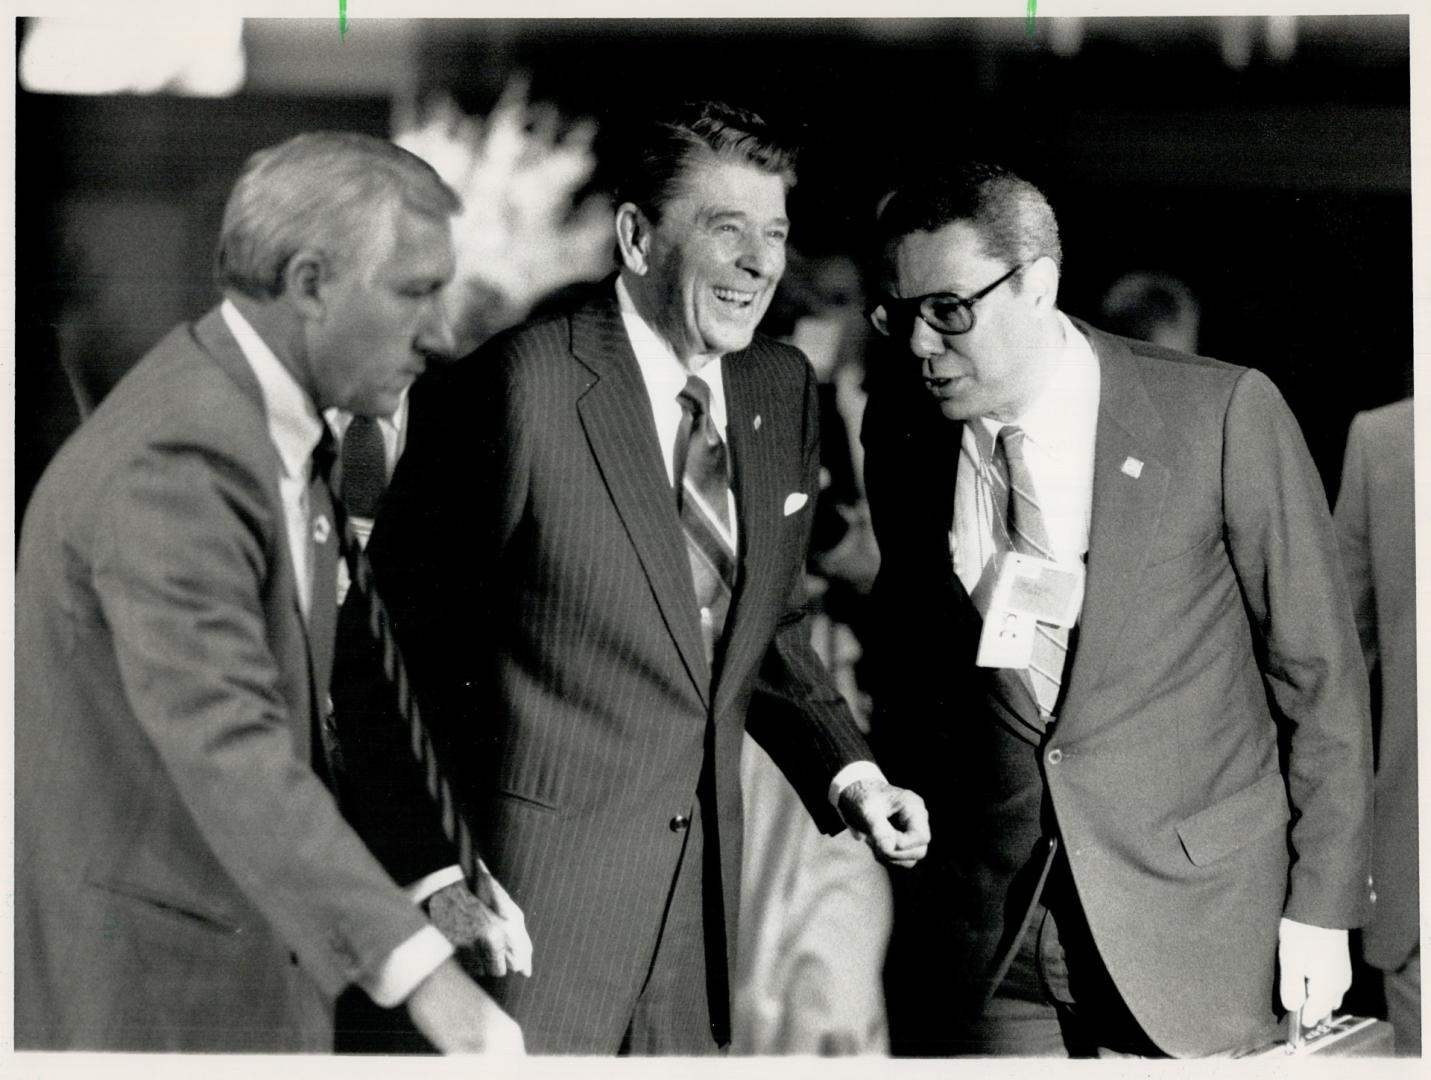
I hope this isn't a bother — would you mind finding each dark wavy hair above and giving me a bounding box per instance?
[874,162,1062,275]
[614,101,797,221]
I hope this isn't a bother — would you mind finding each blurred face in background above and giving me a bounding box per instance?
[621,156,789,368]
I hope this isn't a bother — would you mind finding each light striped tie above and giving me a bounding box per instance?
[990,424,1070,719]
[675,375,737,668]
[313,431,483,889]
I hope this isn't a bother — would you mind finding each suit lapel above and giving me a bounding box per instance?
[570,293,714,704]
[713,345,782,717]
[1059,324,1170,724]
[193,307,326,738]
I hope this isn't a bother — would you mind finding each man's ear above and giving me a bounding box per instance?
[280,249,329,320]
[615,203,652,275]
[1023,255,1060,314]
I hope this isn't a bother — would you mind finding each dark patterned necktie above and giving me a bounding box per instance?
[312,430,481,886]
[674,375,737,667]
[339,414,388,520]
[989,424,1070,718]
[306,442,340,785]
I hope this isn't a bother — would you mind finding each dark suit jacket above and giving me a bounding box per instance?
[1335,399,1417,972]
[13,309,430,1051]
[862,319,1373,1057]
[332,286,872,1052]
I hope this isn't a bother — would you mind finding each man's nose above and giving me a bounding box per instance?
[908,311,945,358]
[737,233,783,279]
[419,293,458,361]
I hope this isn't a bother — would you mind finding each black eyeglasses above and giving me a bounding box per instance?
[867,263,1025,338]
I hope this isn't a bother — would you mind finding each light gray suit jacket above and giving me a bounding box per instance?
[14,308,428,1050]
[1335,398,1418,971]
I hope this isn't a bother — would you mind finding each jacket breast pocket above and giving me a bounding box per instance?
[1176,771,1290,866]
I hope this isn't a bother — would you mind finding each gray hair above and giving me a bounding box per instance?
[215,131,459,299]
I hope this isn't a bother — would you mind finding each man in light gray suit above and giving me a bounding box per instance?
[15,132,520,1053]
[1335,398,1418,1055]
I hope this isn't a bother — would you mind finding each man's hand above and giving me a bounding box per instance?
[404,956,525,1054]
[1277,917,1351,1026]
[837,778,930,868]
[426,859,533,977]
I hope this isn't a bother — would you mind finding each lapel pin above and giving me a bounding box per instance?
[312,515,331,544]
[1121,456,1144,479]
[753,414,762,431]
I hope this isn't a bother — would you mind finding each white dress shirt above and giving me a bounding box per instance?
[221,299,452,1007]
[615,276,739,544]
[614,279,882,807]
[952,311,1100,599]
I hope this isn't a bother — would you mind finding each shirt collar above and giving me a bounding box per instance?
[615,276,727,429]
[977,311,1099,459]
[220,298,324,481]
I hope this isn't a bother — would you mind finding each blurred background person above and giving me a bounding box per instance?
[1098,270,1202,353]
[732,250,893,1055]
[1334,398,1418,1056]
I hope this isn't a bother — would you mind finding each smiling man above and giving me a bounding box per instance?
[15,132,520,1052]
[330,101,930,1054]
[861,162,1373,1057]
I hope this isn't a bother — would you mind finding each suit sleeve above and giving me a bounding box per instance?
[92,442,429,999]
[744,356,875,835]
[1332,416,1378,694]
[1222,368,1374,928]
[332,356,529,886]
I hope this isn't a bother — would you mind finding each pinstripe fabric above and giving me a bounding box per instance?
[317,431,482,888]
[331,284,873,1053]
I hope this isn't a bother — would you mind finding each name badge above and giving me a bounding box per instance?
[974,551,1085,670]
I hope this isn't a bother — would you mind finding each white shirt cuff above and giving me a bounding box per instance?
[406,864,466,906]
[359,925,455,1008]
[827,760,886,808]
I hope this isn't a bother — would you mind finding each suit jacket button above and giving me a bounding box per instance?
[1046,748,1063,765]
[669,814,691,832]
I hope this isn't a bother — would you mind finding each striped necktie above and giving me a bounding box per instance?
[312,431,482,888]
[990,424,1071,719]
[674,375,737,667]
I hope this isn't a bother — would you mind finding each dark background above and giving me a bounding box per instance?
[17,16,1412,520]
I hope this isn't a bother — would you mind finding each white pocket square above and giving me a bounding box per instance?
[783,492,809,516]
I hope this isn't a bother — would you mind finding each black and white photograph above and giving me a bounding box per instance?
[8,1,1422,1070]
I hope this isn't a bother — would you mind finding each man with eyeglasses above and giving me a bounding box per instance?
[860,163,1372,1057]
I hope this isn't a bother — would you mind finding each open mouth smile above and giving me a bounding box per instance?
[713,286,757,308]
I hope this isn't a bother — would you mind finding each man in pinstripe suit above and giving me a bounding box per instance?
[332,102,929,1054]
